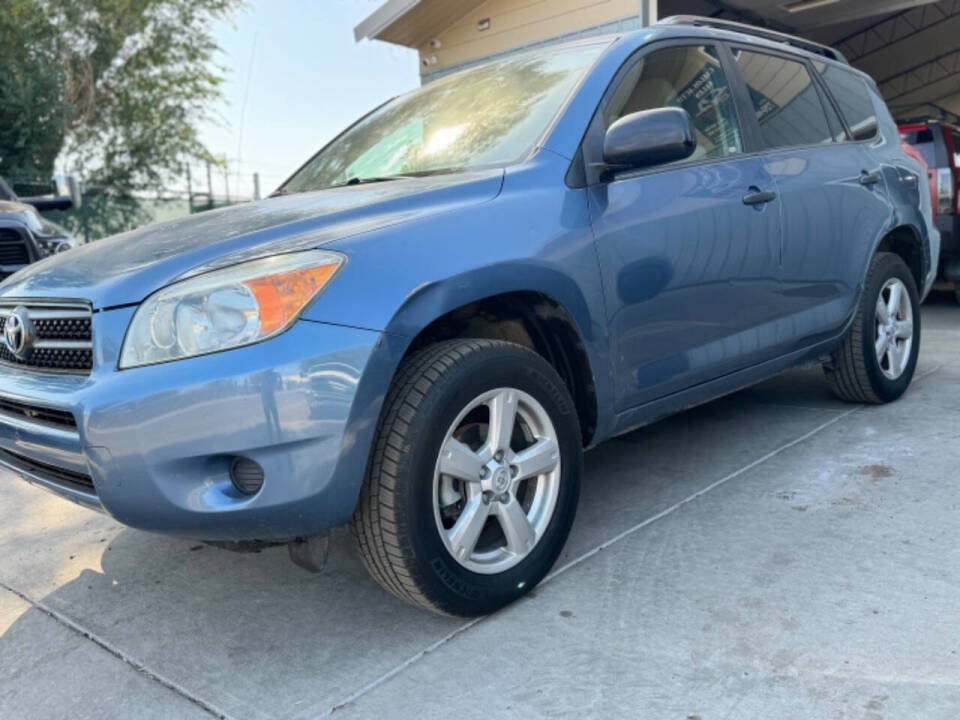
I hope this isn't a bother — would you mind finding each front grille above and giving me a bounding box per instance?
[0,301,93,374]
[0,446,95,494]
[0,229,30,266]
[0,395,76,429]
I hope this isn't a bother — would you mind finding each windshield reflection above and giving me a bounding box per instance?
[280,43,605,195]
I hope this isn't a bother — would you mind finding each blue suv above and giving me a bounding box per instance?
[0,17,938,616]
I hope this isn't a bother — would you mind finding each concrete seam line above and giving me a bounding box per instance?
[324,617,485,716]
[914,365,943,381]
[543,406,861,582]
[322,368,952,716]
[547,362,942,581]
[0,579,239,720]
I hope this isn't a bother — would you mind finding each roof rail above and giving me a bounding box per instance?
[657,15,848,64]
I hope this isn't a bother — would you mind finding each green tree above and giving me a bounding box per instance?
[0,1,68,178]
[0,0,240,191]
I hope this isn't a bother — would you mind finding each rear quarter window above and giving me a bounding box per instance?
[816,65,879,141]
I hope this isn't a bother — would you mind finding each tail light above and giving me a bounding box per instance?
[936,167,954,216]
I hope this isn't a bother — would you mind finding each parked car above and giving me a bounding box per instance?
[0,17,938,616]
[900,141,937,223]
[0,175,78,281]
[899,119,960,300]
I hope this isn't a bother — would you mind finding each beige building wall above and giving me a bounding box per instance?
[417,0,643,74]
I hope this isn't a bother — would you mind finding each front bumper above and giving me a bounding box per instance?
[0,305,383,540]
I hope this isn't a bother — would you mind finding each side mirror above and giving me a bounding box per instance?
[602,107,696,171]
[21,174,81,212]
[22,195,73,212]
[850,119,878,142]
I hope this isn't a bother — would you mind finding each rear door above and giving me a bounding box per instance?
[585,42,783,411]
[730,47,891,347]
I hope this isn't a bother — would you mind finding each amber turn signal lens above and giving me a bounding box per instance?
[244,263,340,334]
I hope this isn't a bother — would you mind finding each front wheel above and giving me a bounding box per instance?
[351,339,582,616]
[824,252,920,403]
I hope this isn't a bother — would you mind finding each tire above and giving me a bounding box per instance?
[351,339,582,617]
[824,252,920,404]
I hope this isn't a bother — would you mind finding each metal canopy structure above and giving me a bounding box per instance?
[356,0,960,124]
[668,0,960,124]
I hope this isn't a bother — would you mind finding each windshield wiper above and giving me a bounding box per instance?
[338,175,415,187]
[276,169,463,197]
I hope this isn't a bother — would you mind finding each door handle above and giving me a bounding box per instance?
[742,187,777,206]
[859,170,882,186]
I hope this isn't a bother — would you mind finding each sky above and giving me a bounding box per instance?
[198,0,421,199]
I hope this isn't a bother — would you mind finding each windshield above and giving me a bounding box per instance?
[279,43,606,194]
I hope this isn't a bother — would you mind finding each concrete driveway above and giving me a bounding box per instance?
[2,295,958,720]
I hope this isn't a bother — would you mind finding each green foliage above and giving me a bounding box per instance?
[0,0,241,192]
[0,0,68,176]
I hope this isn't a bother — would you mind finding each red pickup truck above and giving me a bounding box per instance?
[900,120,960,301]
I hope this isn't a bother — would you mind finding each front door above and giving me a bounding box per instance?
[587,43,784,411]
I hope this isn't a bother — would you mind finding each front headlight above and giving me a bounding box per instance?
[119,250,344,369]
[35,235,76,258]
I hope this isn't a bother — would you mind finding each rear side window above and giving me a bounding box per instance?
[817,65,879,141]
[604,44,743,161]
[733,48,833,149]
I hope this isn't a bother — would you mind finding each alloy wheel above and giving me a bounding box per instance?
[874,277,914,380]
[433,387,561,575]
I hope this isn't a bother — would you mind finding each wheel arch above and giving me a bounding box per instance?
[400,290,600,446]
[874,224,926,292]
[369,259,609,450]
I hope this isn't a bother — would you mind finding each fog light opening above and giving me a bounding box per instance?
[229,457,264,495]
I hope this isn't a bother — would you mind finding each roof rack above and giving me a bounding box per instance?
[657,15,848,64]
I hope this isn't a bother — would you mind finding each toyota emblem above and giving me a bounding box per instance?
[4,307,35,360]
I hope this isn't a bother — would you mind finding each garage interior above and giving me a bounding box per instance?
[665,0,960,124]
[356,0,960,126]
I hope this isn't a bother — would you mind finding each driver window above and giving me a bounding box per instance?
[604,45,743,162]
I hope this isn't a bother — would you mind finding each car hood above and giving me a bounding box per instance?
[0,200,43,227]
[0,169,503,308]
[0,200,35,216]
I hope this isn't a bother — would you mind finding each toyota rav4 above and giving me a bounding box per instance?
[0,17,938,616]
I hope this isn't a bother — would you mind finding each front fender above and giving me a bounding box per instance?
[304,155,618,499]
[312,263,610,523]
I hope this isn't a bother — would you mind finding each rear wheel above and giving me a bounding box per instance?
[824,252,920,403]
[351,339,582,616]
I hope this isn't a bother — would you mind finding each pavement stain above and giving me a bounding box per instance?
[769,551,794,566]
[858,464,895,481]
